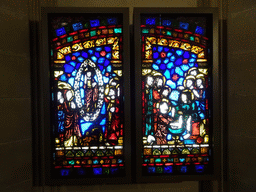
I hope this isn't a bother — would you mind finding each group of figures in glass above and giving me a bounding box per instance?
[141,16,211,174]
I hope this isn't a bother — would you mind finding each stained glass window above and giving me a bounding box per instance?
[137,13,215,176]
[48,13,127,178]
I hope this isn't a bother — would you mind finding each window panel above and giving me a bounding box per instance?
[134,8,220,181]
[40,8,131,185]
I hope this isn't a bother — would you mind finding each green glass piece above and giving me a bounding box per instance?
[51,49,53,56]
[106,150,114,156]
[85,150,93,156]
[172,149,179,154]
[69,160,75,165]
[90,31,96,36]
[67,36,73,42]
[144,159,149,163]
[156,166,163,173]
[84,22,89,28]
[66,151,74,157]
[191,148,200,154]
[155,158,161,163]
[65,25,71,32]
[114,28,122,33]
[153,149,161,155]
[96,150,104,156]
[190,36,195,41]
[162,149,171,155]
[142,29,149,33]
[103,168,110,175]
[182,148,190,155]
[76,151,84,157]
[166,31,172,36]
[101,20,107,26]
[167,158,173,162]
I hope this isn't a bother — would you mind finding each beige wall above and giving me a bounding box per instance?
[1,0,256,191]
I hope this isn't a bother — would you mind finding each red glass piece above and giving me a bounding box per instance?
[160,52,166,58]
[172,74,179,81]
[100,51,106,56]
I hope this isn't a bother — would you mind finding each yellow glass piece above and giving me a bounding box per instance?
[191,148,199,154]
[96,38,107,46]
[144,148,152,155]
[161,30,166,35]
[191,46,203,54]
[72,43,83,52]
[204,135,209,143]
[112,50,119,59]
[167,141,175,144]
[201,147,208,154]
[107,37,117,44]
[186,158,191,162]
[145,41,152,50]
[181,148,190,154]
[198,51,205,58]
[74,35,78,40]
[114,70,122,76]
[195,37,200,43]
[200,122,205,136]
[162,158,167,163]
[64,136,74,147]
[162,149,171,155]
[180,42,191,51]
[88,160,92,164]
[55,138,60,144]
[97,30,101,35]
[54,60,65,64]
[143,60,153,63]
[150,158,154,163]
[157,38,168,46]
[184,34,189,39]
[169,40,181,48]
[153,149,161,155]
[173,32,178,37]
[54,71,64,77]
[109,29,114,34]
[145,50,152,59]
[83,40,95,49]
[112,159,116,164]
[197,59,207,62]
[174,158,179,163]
[142,69,152,76]
[85,32,89,37]
[63,161,68,165]
[58,46,71,55]
[58,81,72,89]
[57,52,64,59]
[198,157,203,162]
[56,151,64,156]
[76,160,80,165]
[146,37,156,44]
[149,28,154,33]
[112,40,119,50]
[114,149,122,155]
[198,68,208,75]
[100,160,104,164]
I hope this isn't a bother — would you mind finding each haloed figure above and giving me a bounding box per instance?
[104,77,122,145]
